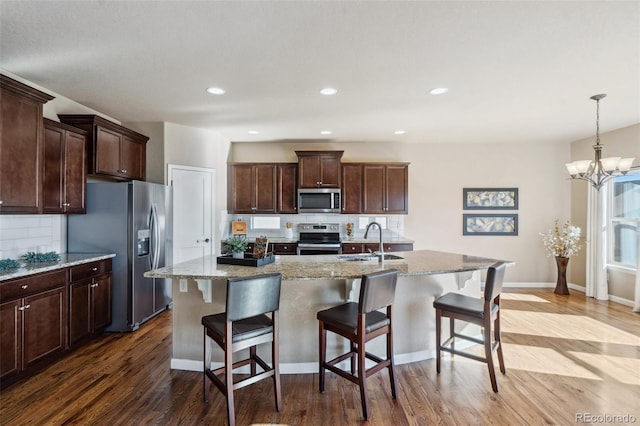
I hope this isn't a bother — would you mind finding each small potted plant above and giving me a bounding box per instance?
[225,236,248,259]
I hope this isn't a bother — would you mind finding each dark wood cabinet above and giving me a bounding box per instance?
[228,164,277,214]
[363,163,409,214]
[0,75,54,214]
[43,119,87,214]
[0,269,67,382]
[69,259,112,346]
[342,242,413,254]
[272,243,297,255]
[341,164,363,213]
[58,115,148,181]
[296,151,343,188]
[277,163,298,214]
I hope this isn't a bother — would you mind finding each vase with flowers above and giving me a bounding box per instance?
[541,219,582,295]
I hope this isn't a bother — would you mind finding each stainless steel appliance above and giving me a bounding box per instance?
[297,223,342,255]
[297,188,341,213]
[68,181,172,332]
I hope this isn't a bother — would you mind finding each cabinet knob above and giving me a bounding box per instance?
[283,246,288,250]
[92,267,98,271]
[18,304,31,311]
[21,284,28,290]
[0,200,3,205]
[91,283,99,288]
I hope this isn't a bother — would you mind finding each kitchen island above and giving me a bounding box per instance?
[145,249,508,373]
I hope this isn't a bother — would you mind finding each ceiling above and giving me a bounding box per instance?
[1,1,638,145]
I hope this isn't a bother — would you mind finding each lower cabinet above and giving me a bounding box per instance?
[0,269,67,383]
[272,243,297,255]
[69,259,112,346]
[0,259,112,388]
[341,242,414,253]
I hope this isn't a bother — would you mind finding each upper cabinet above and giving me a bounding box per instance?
[58,115,148,181]
[341,163,363,214]
[277,163,298,214]
[228,164,278,214]
[363,163,409,214]
[43,119,87,214]
[0,75,54,214]
[296,151,343,188]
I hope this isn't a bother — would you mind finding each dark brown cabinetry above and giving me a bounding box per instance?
[68,259,112,346]
[341,242,414,253]
[43,119,87,214]
[277,163,298,214]
[363,163,409,214]
[272,243,297,255]
[296,151,343,188]
[0,75,54,214]
[0,269,67,383]
[341,163,363,213]
[58,115,148,181]
[228,164,277,214]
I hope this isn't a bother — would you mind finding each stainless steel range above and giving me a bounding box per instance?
[296,223,342,255]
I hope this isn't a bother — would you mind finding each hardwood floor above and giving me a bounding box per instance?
[1,289,639,425]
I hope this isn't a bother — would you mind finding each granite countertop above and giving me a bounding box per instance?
[248,237,415,244]
[145,249,508,281]
[0,253,116,282]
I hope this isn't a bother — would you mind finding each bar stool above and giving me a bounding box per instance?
[433,262,506,392]
[202,273,282,426]
[317,269,399,420]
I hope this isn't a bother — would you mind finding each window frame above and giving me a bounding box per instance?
[606,167,640,271]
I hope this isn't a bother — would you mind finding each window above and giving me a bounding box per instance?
[608,169,640,269]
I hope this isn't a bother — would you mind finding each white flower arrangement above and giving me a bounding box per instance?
[541,220,582,258]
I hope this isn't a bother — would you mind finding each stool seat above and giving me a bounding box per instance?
[201,313,273,343]
[432,293,499,320]
[317,302,390,334]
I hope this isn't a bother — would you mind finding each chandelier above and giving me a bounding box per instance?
[565,94,635,191]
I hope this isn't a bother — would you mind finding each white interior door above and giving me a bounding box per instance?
[168,164,214,263]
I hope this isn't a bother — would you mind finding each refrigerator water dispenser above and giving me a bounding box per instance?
[137,229,150,256]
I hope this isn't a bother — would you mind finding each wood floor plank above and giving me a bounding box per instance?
[1,289,639,425]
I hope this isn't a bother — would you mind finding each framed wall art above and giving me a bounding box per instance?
[463,213,518,236]
[463,188,518,210]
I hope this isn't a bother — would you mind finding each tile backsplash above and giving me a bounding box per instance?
[0,215,66,259]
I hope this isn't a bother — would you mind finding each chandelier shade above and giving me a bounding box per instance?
[565,94,635,190]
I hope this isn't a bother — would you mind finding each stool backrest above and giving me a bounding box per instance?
[359,269,399,314]
[226,273,282,321]
[484,262,506,302]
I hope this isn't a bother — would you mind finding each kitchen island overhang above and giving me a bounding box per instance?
[145,249,510,373]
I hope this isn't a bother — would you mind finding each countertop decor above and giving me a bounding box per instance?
[21,251,61,263]
[0,259,21,271]
[0,253,116,281]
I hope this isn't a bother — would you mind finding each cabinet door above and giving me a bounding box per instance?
[43,125,65,213]
[385,165,408,214]
[23,286,66,368]
[229,164,255,213]
[95,126,122,177]
[92,274,112,331]
[121,135,145,181]
[0,299,22,379]
[319,155,341,187]
[69,280,91,345]
[341,164,363,213]
[64,130,87,213]
[0,90,43,213]
[342,243,364,254]
[298,155,321,188]
[277,164,298,213]
[363,164,386,213]
[254,164,277,213]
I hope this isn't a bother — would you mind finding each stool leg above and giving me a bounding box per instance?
[435,308,442,374]
[203,327,209,402]
[225,324,236,426]
[484,318,498,393]
[273,312,282,411]
[358,334,370,420]
[318,320,326,393]
[387,327,397,399]
[350,341,356,375]
[250,346,257,376]
[495,311,506,374]
[449,317,455,355]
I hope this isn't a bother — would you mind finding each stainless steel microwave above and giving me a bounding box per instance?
[297,188,341,213]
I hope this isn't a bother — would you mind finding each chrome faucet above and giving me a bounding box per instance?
[364,221,383,263]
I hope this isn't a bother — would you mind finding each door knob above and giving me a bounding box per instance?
[197,238,211,243]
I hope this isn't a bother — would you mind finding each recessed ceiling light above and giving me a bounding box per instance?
[206,87,226,95]
[394,130,406,135]
[320,130,332,135]
[429,87,448,95]
[247,130,259,135]
[320,87,337,96]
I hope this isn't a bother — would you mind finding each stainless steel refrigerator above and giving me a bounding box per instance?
[68,181,172,332]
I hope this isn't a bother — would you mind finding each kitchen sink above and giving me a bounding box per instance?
[337,253,404,262]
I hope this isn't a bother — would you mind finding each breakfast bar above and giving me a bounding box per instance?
[145,249,508,373]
